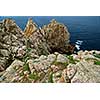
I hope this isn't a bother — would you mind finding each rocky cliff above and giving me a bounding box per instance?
[0,18,73,71]
[0,18,100,83]
[0,18,25,70]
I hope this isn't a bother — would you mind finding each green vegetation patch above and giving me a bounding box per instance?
[94,61,100,65]
[23,63,30,71]
[48,72,53,83]
[67,55,76,64]
[93,54,100,59]
[22,48,32,62]
[53,61,68,67]
[29,72,39,80]
[85,58,97,61]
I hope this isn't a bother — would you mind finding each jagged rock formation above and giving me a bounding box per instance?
[24,18,51,56]
[24,18,37,37]
[42,19,74,53]
[0,18,74,72]
[24,19,74,55]
[0,18,25,70]
[0,18,100,83]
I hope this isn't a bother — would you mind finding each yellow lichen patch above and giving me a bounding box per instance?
[24,18,37,37]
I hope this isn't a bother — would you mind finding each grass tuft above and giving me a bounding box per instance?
[94,61,100,65]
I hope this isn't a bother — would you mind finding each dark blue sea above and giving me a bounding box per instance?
[0,16,100,50]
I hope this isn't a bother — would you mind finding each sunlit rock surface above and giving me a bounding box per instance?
[0,18,25,70]
[0,18,100,83]
[0,50,100,83]
[24,18,37,37]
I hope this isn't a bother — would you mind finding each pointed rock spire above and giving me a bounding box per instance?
[24,18,37,37]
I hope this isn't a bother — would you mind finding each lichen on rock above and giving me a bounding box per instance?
[42,19,72,53]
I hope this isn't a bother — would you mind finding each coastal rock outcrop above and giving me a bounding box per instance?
[0,18,74,71]
[23,18,74,56]
[23,18,51,56]
[42,19,74,53]
[24,18,37,37]
[2,18,100,83]
[0,18,25,70]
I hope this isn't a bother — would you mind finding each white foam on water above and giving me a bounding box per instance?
[75,40,83,50]
[75,44,80,50]
[76,40,83,45]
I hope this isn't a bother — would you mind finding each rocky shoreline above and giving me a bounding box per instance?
[0,18,100,83]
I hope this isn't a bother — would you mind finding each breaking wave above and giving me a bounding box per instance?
[75,40,83,50]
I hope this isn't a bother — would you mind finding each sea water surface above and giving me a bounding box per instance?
[0,16,100,50]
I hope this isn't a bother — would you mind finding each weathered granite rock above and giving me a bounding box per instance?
[0,65,5,71]
[47,54,56,64]
[1,18,100,83]
[27,59,34,73]
[0,50,100,83]
[67,64,77,80]
[56,54,69,63]
[71,61,100,83]
[6,60,24,72]
[52,69,70,83]
[17,46,26,58]
[42,19,74,53]
[0,18,25,70]
[0,18,75,71]
[28,56,51,72]
[71,51,100,83]
[24,18,37,37]
[51,65,61,72]
[28,32,50,56]
[39,55,47,61]
[52,71,62,83]
[24,19,51,56]
[0,49,10,57]
[0,60,24,82]
[61,68,70,83]
[0,56,12,70]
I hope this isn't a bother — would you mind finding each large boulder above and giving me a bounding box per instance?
[0,60,24,83]
[71,51,100,83]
